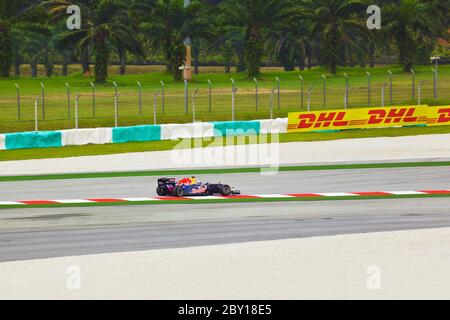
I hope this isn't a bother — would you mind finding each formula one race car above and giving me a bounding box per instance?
[156,177,241,197]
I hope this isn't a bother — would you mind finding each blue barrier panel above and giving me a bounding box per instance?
[112,125,161,143]
[213,121,260,137]
[5,131,62,150]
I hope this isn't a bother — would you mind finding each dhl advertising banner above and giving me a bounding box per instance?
[426,107,450,127]
[288,106,450,133]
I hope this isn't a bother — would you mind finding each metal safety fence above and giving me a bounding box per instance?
[1,72,449,133]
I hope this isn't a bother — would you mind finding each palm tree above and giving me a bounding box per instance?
[135,0,212,80]
[43,0,141,83]
[135,0,185,80]
[207,27,246,73]
[20,29,44,77]
[41,27,56,77]
[303,0,367,74]
[49,21,77,76]
[190,3,217,75]
[219,0,294,78]
[0,0,41,77]
[427,0,449,32]
[266,12,313,71]
[383,0,446,71]
[113,34,143,76]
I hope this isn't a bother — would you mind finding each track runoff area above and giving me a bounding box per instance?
[1,162,450,209]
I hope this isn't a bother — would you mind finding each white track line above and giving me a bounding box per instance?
[0,201,26,205]
[189,196,226,200]
[52,199,96,204]
[118,198,161,202]
[384,191,426,195]
[253,194,294,198]
[316,192,358,197]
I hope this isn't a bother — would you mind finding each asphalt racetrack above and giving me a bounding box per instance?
[1,166,450,262]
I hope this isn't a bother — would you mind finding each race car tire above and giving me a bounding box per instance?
[220,185,232,196]
[174,186,184,197]
[156,186,167,196]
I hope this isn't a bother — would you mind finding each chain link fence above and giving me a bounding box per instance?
[1,75,449,133]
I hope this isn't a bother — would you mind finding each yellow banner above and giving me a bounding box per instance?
[287,106,450,133]
[426,106,450,127]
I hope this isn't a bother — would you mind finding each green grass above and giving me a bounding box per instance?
[1,193,449,210]
[1,160,450,182]
[2,123,450,161]
[1,64,450,133]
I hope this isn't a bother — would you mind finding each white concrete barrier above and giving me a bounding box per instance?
[161,122,215,140]
[0,134,5,150]
[2,134,449,175]
[259,118,288,134]
[61,128,113,146]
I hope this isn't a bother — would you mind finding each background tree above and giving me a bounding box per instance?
[44,0,141,83]
[135,0,211,80]
[1,0,448,79]
[20,29,44,77]
[265,11,312,71]
[207,27,246,73]
[303,0,367,74]
[0,0,41,77]
[383,0,446,71]
[189,1,217,75]
[219,0,294,78]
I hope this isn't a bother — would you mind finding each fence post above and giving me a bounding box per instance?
[381,83,387,107]
[75,94,81,129]
[90,82,96,118]
[275,77,280,110]
[184,79,189,114]
[431,68,437,100]
[270,89,276,119]
[15,83,20,120]
[411,69,415,102]
[418,81,426,106]
[160,80,165,115]
[388,70,393,105]
[431,56,440,100]
[253,77,258,111]
[40,82,45,120]
[207,79,212,113]
[322,74,326,108]
[113,81,118,97]
[114,93,120,127]
[231,78,237,121]
[367,71,371,106]
[299,75,304,109]
[34,96,41,132]
[344,73,349,109]
[113,82,119,119]
[193,88,199,123]
[65,83,70,119]
[137,81,142,115]
[154,91,160,125]
[307,87,313,112]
